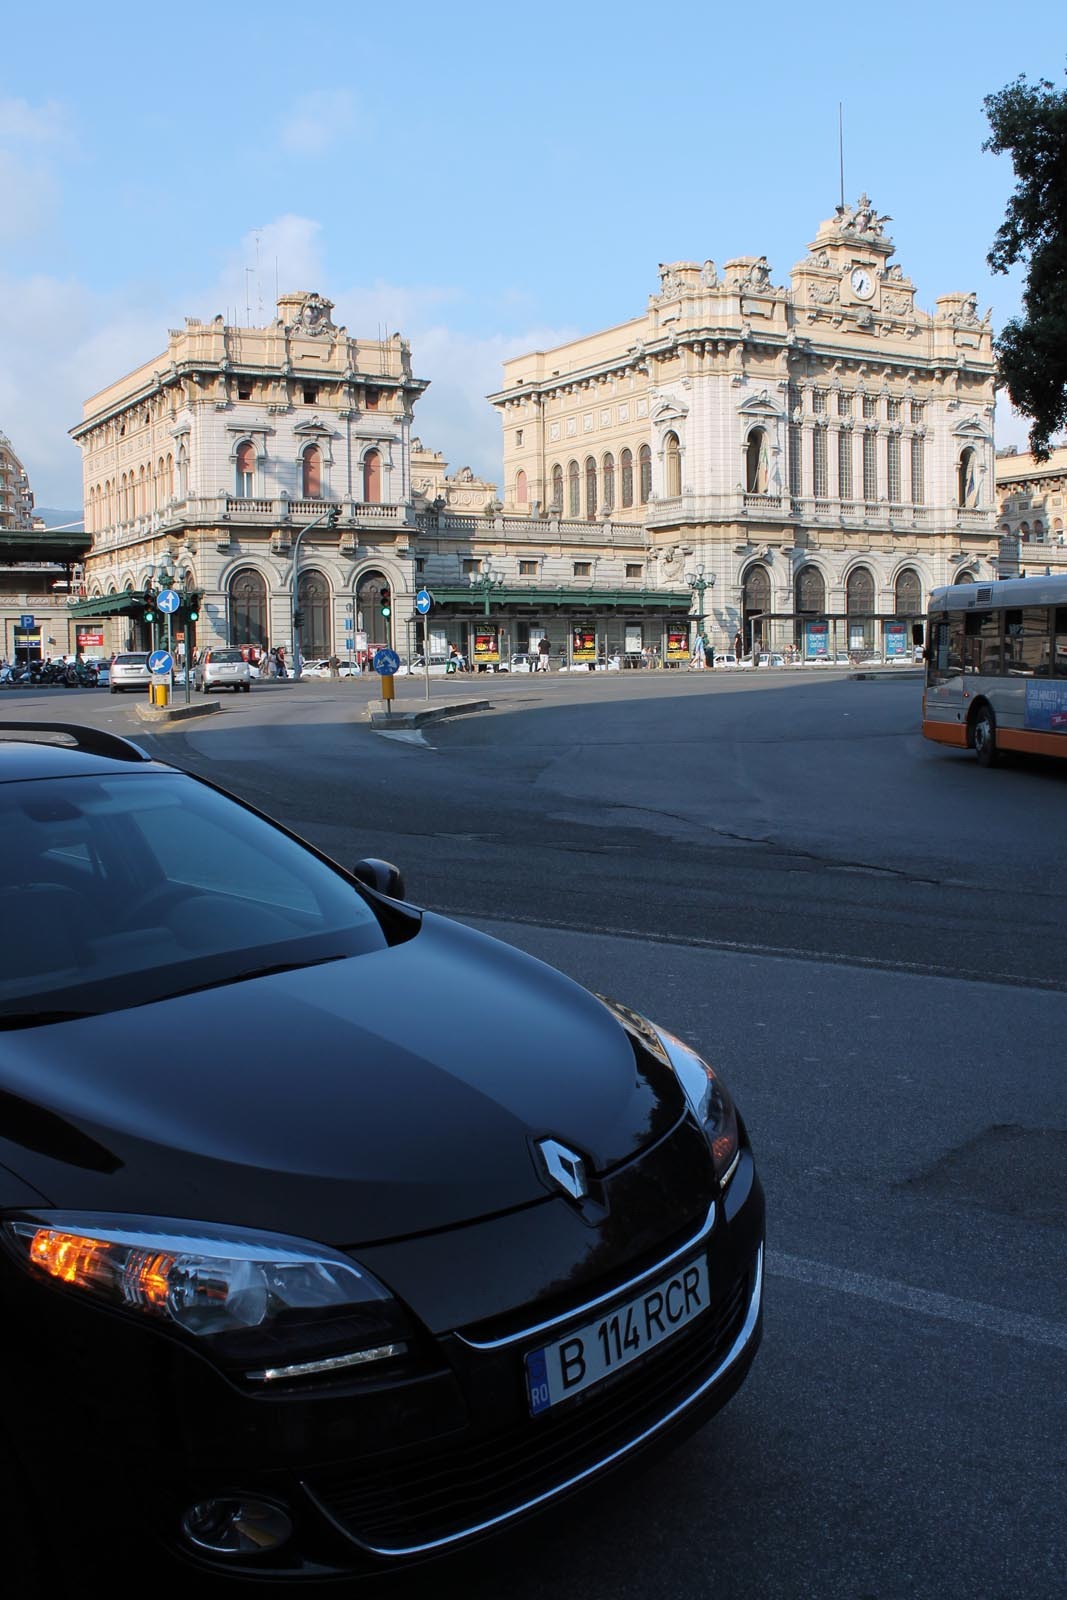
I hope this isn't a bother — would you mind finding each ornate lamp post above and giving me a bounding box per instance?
[468,556,504,617]
[686,564,716,667]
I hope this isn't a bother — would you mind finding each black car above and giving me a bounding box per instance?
[0,721,764,1590]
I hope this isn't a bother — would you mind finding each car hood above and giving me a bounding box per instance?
[0,915,684,1245]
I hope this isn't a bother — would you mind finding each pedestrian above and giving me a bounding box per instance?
[537,635,551,672]
[447,642,460,675]
[733,629,744,664]
[690,633,706,669]
[329,654,340,680]
[276,647,288,679]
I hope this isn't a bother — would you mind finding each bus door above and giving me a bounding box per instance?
[924,611,966,734]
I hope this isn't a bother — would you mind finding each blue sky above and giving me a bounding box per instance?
[2,0,1064,509]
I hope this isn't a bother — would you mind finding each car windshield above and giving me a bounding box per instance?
[0,772,389,1022]
[114,655,147,665]
[210,651,243,663]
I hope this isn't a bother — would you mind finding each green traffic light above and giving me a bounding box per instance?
[381,605,391,617]
[145,611,155,623]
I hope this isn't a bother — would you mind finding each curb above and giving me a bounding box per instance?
[368,700,491,729]
[134,699,222,724]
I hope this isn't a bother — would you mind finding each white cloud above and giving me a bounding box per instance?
[0,97,69,144]
[210,216,327,323]
[0,151,59,240]
[280,90,356,156]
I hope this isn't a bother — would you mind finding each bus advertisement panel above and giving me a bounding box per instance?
[804,621,829,660]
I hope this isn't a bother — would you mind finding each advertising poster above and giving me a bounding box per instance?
[473,628,500,665]
[884,623,907,659]
[77,631,105,649]
[1025,681,1067,732]
[666,630,690,662]
[572,627,596,662]
[804,621,829,659]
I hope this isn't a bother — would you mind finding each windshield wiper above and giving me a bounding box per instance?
[150,953,350,1004]
[0,1010,99,1031]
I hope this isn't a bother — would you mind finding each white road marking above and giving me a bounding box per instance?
[375,730,432,746]
[769,1251,1067,1351]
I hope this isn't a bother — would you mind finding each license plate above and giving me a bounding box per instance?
[525,1255,710,1416]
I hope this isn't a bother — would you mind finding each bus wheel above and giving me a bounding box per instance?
[972,704,998,767]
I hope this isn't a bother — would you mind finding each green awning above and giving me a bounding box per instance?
[65,592,145,619]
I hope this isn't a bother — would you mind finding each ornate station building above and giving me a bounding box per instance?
[490,197,1001,661]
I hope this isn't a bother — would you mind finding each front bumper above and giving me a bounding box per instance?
[6,1150,763,1585]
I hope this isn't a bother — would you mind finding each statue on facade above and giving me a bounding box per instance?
[836,193,892,237]
[700,259,719,287]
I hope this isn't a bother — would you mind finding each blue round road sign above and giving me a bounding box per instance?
[415,589,433,616]
[148,650,173,675]
[373,648,401,676]
[156,588,180,614]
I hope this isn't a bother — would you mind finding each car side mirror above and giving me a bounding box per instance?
[352,858,406,899]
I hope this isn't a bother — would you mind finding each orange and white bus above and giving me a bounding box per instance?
[922,574,1067,765]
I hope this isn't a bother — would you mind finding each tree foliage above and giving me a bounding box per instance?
[983,67,1067,459]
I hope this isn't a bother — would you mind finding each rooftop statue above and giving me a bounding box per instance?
[833,193,892,238]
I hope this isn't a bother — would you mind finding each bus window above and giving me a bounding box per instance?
[928,615,963,685]
[1004,607,1051,676]
[1055,609,1067,678]
[963,610,1001,674]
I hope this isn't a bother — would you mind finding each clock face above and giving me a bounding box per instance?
[850,268,875,300]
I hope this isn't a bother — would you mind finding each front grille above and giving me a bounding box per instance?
[304,1266,751,1554]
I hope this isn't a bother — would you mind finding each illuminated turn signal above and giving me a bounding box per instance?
[30,1229,110,1288]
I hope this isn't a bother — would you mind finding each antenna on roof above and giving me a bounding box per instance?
[838,102,845,210]
[245,269,253,327]
[254,228,264,322]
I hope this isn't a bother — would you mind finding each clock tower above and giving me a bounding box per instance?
[791,194,917,327]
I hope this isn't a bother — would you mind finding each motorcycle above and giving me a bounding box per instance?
[62,660,98,688]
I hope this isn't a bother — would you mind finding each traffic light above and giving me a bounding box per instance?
[188,608,198,623]
[144,607,155,624]
[293,609,305,630]
[326,504,341,530]
[380,589,391,618]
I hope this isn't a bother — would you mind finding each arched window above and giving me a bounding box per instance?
[302,444,322,499]
[585,456,597,518]
[620,448,633,508]
[954,570,975,585]
[551,463,563,510]
[516,469,528,505]
[1021,521,1031,540]
[742,564,771,653]
[138,465,146,515]
[1034,519,1045,541]
[297,568,331,658]
[356,570,391,646]
[229,567,268,647]
[104,480,111,523]
[895,568,921,615]
[846,566,875,614]
[166,455,174,499]
[602,453,614,511]
[639,445,652,504]
[235,441,255,498]
[795,564,825,614]
[957,446,977,508]
[568,460,580,517]
[664,432,681,498]
[177,445,188,499]
[745,428,769,494]
[363,448,381,503]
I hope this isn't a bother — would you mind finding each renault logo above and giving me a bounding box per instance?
[536,1138,589,1200]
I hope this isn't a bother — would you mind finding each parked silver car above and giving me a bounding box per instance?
[194,648,252,693]
[108,653,152,694]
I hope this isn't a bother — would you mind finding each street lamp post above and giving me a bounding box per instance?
[467,557,504,672]
[686,564,716,667]
[290,504,340,679]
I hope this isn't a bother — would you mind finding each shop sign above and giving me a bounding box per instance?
[884,623,907,659]
[572,626,597,662]
[804,621,829,659]
[77,631,105,648]
[473,628,500,664]
[666,630,690,662]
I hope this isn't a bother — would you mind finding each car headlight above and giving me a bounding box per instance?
[653,1027,741,1187]
[598,997,741,1189]
[2,1213,411,1384]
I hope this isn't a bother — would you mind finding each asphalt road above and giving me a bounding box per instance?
[2,672,1064,1599]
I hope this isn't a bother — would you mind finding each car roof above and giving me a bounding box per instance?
[0,724,170,784]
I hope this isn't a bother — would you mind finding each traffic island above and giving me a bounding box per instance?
[367,700,491,729]
[848,667,924,681]
[134,699,221,724]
